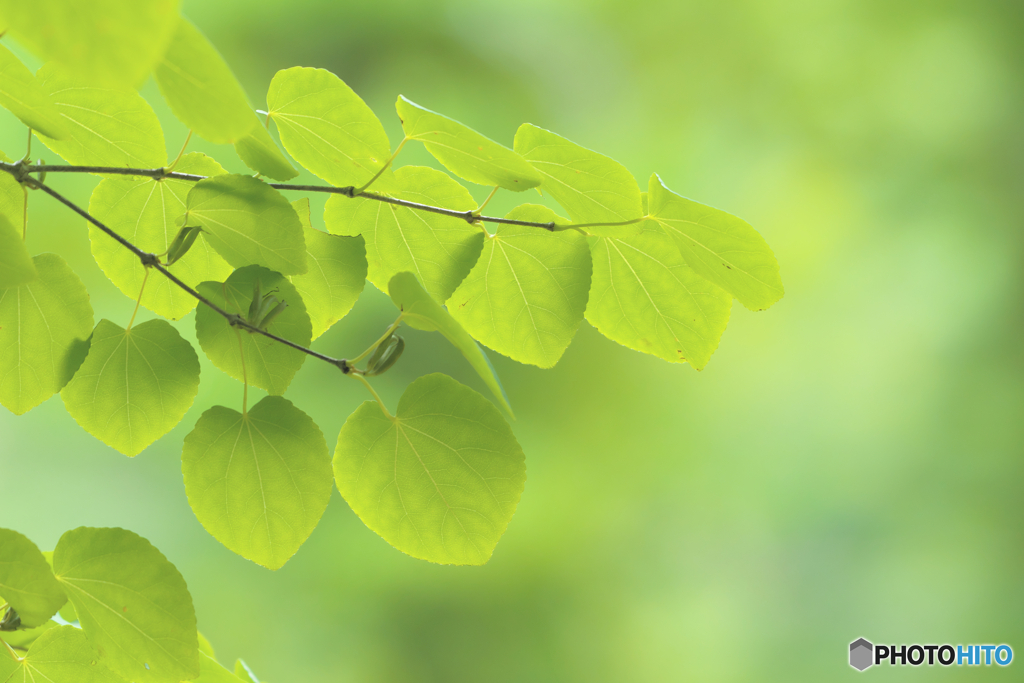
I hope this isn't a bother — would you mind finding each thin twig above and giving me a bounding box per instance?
[19,176,351,374]
[1,162,560,231]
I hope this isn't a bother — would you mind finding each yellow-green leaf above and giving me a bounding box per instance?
[154,17,256,144]
[0,43,68,139]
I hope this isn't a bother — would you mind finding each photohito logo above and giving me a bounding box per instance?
[849,638,1013,671]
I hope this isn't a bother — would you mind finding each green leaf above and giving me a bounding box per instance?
[0,215,36,288]
[396,96,541,191]
[195,265,312,395]
[0,254,93,415]
[647,174,784,311]
[289,198,365,339]
[585,225,731,369]
[0,619,57,651]
[335,373,526,565]
[182,396,332,570]
[61,319,201,457]
[324,166,483,303]
[0,163,22,229]
[193,653,245,683]
[0,625,122,683]
[266,67,393,188]
[447,205,591,368]
[53,528,199,683]
[154,18,256,145]
[196,633,215,659]
[0,0,181,88]
[0,529,66,628]
[388,272,512,416]
[0,43,68,139]
[89,153,232,320]
[513,124,643,232]
[234,115,298,181]
[185,175,307,275]
[34,62,166,169]
[234,660,258,683]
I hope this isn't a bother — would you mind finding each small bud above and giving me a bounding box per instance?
[164,226,203,266]
[257,298,289,330]
[365,334,405,376]
[247,279,264,324]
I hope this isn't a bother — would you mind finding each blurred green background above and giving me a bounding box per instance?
[2,0,1022,680]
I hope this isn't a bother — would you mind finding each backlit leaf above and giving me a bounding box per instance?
[514,124,643,233]
[647,173,784,311]
[53,527,200,683]
[185,174,306,275]
[154,18,256,145]
[0,0,180,88]
[0,161,22,229]
[324,166,483,303]
[234,115,298,181]
[0,625,122,683]
[34,62,166,169]
[585,224,731,369]
[396,96,540,191]
[0,43,68,139]
[61,319,201,457]
[289,198,365,339]
[182,396,332,570]
[0,254,93,415]
[448,205,591,368]
[0,215,35,288]
[335,373,525,565]
[267,67,393,188]
[389,272,512,416]
[0,620,57,652]
[89,153,232,319]
[195,265,312,395]
[193,653,246,683]
[0,528,66,628]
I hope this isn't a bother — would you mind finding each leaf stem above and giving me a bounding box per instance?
[20,186,27,240]
[2,638,20,661]
[350,316,404,365]
[475,186,499,214]
[354,137,408,195]
[560,217,644,230]
[236,329,249,417]
[166,131,193,173]
[126,267,150,332]
[352,373,393,420]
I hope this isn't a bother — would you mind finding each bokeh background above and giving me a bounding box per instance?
[2,0,1023,680]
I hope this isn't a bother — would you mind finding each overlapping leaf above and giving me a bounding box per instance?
[0,529,66,628]
[267,67,393,188]
[585,224,732,369]
[396,96,540,191]
[182,396,332,570]
[0,0,180,88]
[0,254,93,415]
[184,174,306,275]
[154,18,256,144]
[234,115,298,181]
[0,159,22,228]
[61,319,201,457]
[324,166,483,303]
[0,215,35,288]
[89,153,232,319]
[0,626,122,683]
[647,173,784,311]
[335,373,526,565]
[514,124,643,233]
[193,653,246,683]
[34,62,166,169]
[52,527,200,683]
[448,205,591,368]
[195,265,312,395]
[0,43,68,139]
[289,198,365,339]
[389,272,512,416]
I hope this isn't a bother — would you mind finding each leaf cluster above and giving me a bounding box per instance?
[0,1,783,575]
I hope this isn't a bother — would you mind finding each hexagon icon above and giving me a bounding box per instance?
[850,638,874,671]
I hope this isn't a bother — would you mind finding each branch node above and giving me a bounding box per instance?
[227,314,246,328]
[343,186,357,198]
[463,210,477,224]
[139,252,160,268]
[546,222,556,231]
[334,359,351,374]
